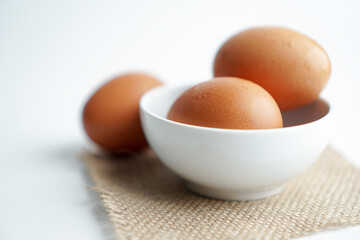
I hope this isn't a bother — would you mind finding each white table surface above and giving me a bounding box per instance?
[1,0,360,239]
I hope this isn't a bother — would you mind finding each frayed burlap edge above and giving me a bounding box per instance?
[85,146,360,240]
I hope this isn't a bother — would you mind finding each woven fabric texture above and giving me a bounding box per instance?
[85,147,360,240]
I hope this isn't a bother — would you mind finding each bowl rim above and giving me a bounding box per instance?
[140,83,332,134]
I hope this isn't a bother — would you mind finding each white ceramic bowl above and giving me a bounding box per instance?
[140,83,332,201]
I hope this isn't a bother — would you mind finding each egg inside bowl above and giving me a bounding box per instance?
[140,83,332,201]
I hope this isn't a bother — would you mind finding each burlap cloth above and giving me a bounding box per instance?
[85,146,360,240]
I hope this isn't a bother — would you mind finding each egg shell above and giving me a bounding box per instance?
[83,73,162,152]
[167,77,283,129]
[214,27,331,111]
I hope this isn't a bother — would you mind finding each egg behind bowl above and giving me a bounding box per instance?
[214,27,331,111]
[83,73,162,153]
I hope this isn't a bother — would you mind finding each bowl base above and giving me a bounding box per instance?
[185,181,284,201]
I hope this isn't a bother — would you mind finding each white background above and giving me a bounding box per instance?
[1,0,360,239]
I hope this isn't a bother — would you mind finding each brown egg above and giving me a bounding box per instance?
[83,73,162,152]
[214,27,331,111]
[167,77,283,129]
